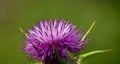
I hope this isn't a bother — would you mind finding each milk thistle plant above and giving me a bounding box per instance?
[20,18,111,64]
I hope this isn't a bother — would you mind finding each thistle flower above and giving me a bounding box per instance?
[23,19,87,64]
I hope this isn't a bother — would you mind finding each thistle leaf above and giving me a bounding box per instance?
[81,21,95,42]
[19,28,28,37]
[80,49,112,60]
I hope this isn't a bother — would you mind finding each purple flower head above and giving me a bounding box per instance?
[23,19,87,64]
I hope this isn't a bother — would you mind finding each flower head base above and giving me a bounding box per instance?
[23,19,87,64]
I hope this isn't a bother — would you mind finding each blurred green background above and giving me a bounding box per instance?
[0,0,120,64]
